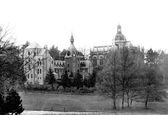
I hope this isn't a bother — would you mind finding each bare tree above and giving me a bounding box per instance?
[97,49,121,109]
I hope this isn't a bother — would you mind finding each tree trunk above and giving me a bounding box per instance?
[52,84,54,90]
[130,96,133,106]
[113,97,116,109]
[127,92,130,107]
[122,91,124,109]
[145,95,148,109]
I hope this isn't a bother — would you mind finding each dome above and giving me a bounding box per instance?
[66,34,77,56]
[115,34,126,41]
[67,44,77,56]
[115,24,126,41]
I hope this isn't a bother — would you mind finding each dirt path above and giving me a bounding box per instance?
[21,111,167,115]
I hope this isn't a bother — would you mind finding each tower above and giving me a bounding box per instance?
[65,34,80,76]
[114,24,127,49]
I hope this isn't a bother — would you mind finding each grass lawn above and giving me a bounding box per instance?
[19,91,168,114]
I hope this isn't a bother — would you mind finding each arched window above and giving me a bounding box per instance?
[99,55,104,66]
[93,56,97,66]
[67,51,70,56]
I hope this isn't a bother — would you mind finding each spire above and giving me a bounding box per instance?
[70,32,74,44]
[117,24,121,34]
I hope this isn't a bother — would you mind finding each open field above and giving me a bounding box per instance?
[19,91,168,114]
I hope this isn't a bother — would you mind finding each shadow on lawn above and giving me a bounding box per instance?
[41,99,88,112]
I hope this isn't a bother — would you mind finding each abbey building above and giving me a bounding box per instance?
[24,34,93,85]
[24,24,134,85]
[90,24,132,67]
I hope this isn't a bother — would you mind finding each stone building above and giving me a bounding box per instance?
[54,34,93,78]
[24,35,93,85]
[24,42,54,85]
[90,24,132,67]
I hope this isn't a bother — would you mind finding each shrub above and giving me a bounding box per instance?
[4,89,24,115]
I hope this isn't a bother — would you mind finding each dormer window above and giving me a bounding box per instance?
[28,51,30,55]
[67,51,70,56]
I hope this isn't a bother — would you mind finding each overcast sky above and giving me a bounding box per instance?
[0,0,168,51]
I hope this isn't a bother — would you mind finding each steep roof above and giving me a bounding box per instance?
[26,42,42,49]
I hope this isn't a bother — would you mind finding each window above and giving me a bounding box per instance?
[27,74,29,79]
[31,74,33,78]
[67,63,69,67]
[34,52,36,56]
[67,51,70,56]
[93,57,97,66]
[100,56,104,65]
[28,51,30,55]
[40,69,41,74]
[37,69,39,74]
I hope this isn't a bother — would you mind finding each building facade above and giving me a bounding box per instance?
[54,34,93,78]
[24,42,54,85]
[24,35,93,85]
[90,24,132,67]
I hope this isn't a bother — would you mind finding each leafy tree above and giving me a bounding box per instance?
[97,49,121,109]
[49,45,60,60]
[138,49,167,109]
[158,51,168,85]
[4,88,24,115]
[60,49,67,60]
[45,68,56,90]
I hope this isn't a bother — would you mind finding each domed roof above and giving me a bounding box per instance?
[115,34,126,41]
[66,34,77,56]
[115,24,126,41]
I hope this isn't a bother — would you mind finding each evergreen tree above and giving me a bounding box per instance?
[4,89,24,115]
[49,45,60,60]
[61,70,70,88]
[87,71,96,88]
[0,93,5,115]
[45,68,56,90]
[73,72,83,89]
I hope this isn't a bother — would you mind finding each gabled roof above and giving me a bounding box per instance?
[26,42,42,49]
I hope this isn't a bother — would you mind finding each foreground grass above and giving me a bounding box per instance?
[19,91,168,114]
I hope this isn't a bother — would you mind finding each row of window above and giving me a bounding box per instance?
[28,51,37,56]
[67,63,80,68]
[27,74,42,80]
[27,74,33,79]
[54,62,64,66]
[37,61,42,66]
[37,69,42,74]
[55,68,64,73]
